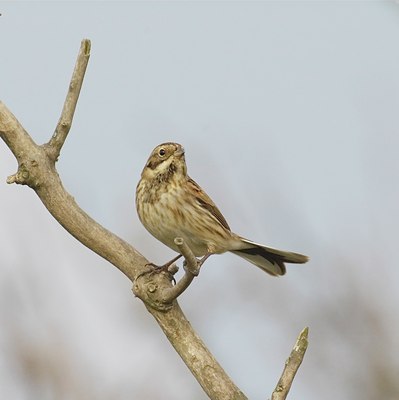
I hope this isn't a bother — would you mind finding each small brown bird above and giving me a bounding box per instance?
[136,142,308,276]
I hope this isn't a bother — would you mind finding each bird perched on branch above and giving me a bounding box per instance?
[136,142,308,276]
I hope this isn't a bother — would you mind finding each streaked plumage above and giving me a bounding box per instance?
[136,142,308,276]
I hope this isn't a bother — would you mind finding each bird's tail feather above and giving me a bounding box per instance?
[230,238,308,276]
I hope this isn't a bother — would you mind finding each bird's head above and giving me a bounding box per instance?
[141,142,187,182]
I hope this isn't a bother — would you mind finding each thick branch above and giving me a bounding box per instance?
[1,105,146,280]
[271,327,309,400]
[0,103,39,163]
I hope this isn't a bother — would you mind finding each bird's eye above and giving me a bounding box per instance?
[159,148,166,157]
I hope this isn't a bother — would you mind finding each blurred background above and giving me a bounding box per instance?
[1,2,399,399]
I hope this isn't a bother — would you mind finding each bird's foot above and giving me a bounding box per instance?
[136,254,183,283]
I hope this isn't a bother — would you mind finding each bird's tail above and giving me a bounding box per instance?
[230,238,308,276]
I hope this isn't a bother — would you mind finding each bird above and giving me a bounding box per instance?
[135,142,308,276]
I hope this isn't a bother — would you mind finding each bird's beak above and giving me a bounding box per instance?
[175,146,185,157]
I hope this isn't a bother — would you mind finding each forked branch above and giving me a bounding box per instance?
[0,39,308,400]
[0,39,247,400]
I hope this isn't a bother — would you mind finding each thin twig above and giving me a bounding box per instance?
[175,237,200,275]
[161,237,200,303]
[47,39,91,160]
[271,327,309,400]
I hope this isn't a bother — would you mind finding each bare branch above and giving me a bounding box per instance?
[0,40,250,400]
[47,39,91,161]
[0,101,146,278]
[271,327,309,400]
[0,103,39,165]
[161,237,200,303]
[1,39,309,400]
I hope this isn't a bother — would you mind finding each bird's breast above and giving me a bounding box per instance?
[136,177,234,256]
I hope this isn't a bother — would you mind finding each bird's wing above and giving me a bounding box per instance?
[187,177,231,231]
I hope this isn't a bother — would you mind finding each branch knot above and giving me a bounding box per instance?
[132,272,175,312]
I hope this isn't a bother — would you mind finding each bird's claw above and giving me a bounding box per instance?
[136,262,178,284]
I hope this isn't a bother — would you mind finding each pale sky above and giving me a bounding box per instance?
[1,2,399,399]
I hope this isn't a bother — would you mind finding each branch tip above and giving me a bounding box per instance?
[295,327,309,351]
[82,38,91,56]
[174,237,184,246]
[271,327,309,400]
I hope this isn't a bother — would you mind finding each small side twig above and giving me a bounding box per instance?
[161,237,200,303]
[271,327,309,400]
[46,39,91,160]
